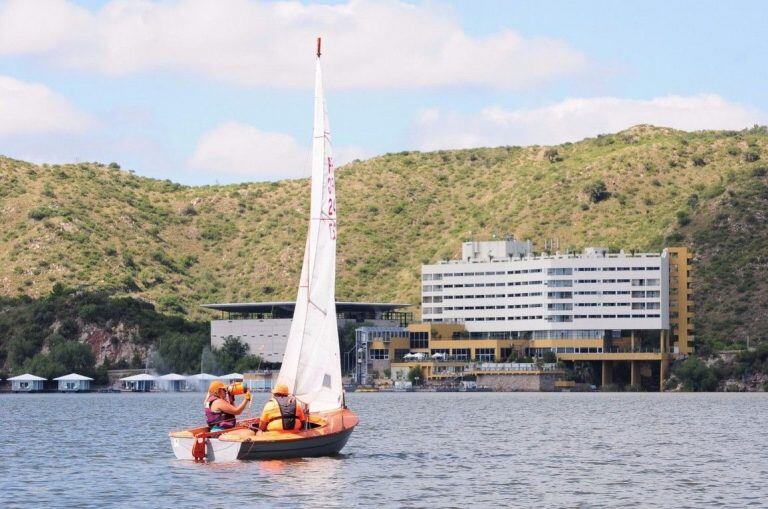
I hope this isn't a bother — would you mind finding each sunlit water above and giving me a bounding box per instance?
[1,392,766,508]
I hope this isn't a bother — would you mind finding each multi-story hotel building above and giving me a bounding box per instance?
[422,239,670,348]
[356,239,694,391]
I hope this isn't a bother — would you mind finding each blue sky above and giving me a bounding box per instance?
[0,0,765,185]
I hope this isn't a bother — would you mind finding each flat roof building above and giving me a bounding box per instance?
[203,301,411,366]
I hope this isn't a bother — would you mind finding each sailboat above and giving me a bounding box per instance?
[169,38,359,461]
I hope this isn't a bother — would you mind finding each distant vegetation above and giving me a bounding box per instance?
[1,125,768,387]
[0,285,208,379]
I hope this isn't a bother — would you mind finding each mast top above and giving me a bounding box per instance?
[316,37,321,58]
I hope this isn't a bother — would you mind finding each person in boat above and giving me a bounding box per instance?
[259,383,307,432]
[204,380,250,431]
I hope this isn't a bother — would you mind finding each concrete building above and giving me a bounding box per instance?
[356,240,694,391]
[54,373,94,392]
[204,301,410,366]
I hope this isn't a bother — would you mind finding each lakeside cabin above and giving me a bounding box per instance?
[120,373,156,392]
[54,373,94,392]
[158,373,186,392]
[9,373,47,392]
[187,373,219,392]
[221,373,244,385]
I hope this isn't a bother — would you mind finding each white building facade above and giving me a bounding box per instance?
[422,240,670,345]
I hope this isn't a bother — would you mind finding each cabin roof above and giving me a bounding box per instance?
[120,373,156,381]
[8,373,47,381]
[53,373,94,381]
[158,373,186,381]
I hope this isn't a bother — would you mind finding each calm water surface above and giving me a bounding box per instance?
[1,392,766,508]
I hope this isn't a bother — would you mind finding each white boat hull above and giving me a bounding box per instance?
[170,435,241,462]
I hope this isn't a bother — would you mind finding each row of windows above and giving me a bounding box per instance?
[425,279,661,293]
[437,304,545,311]
[429,301,661,312]
[436,292,547,301]
[576,266,659,272]
[445,314,662,322]
[424,266,660,279]
[465,316,545,322]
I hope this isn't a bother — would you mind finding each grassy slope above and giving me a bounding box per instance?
[0,125,766,350]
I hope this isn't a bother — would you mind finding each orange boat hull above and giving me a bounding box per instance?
[170,408,358,461]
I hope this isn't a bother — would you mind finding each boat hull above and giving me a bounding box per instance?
[170,408,358,462]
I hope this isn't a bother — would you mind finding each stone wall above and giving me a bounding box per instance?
[476,373,559,391]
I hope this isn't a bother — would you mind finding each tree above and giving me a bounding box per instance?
[407,365,423,385]
[542,351,557,363]
[544,148,563,163]
[22,353,65,380]
[49,341,96,377]
[213,336,249,374]
[156,331,208,373]
[235,355,264,373]
[583,180,609,203]
[674,357,718,391]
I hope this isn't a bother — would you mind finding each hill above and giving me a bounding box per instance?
[1,124,767,374]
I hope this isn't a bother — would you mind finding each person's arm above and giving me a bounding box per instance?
[259,400,275,431]
[212,394,249,416]
[296,399,307,420]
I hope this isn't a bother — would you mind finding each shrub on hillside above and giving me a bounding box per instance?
[583,180,609,203]
[28,206,59,220]
[674,357,718,391]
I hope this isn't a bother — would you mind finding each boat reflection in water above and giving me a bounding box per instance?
[169,38,358,461]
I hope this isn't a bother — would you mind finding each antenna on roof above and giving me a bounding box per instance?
[317,37,322,57]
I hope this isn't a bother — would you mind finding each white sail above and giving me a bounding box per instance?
[276,42,343,413]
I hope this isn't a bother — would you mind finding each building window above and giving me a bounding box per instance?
[547,268,573,275]
[409,331,429,349]
[475,348,495,361]
[547,280,573,287]
[452,348,469,360]
[369,349,389,360]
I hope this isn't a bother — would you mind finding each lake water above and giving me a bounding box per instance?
[1,392,766,508]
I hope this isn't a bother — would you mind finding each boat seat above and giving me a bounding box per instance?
[169,430,195,438]
[219,428,258,441]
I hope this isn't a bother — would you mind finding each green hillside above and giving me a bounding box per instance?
[1,124,767,373]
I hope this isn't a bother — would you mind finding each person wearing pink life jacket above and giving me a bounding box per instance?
[204,380,250,431]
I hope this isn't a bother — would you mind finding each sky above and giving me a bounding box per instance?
[0,0,766,185]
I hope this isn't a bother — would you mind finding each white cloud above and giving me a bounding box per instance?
[0,75,92,136]
[187,121,367,182]
[0,0,588,89]
[188,122,310,181]
[413,94,765,150]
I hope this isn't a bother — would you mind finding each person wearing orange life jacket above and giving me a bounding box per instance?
[204,380,250,431]
[259,383,306,431]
